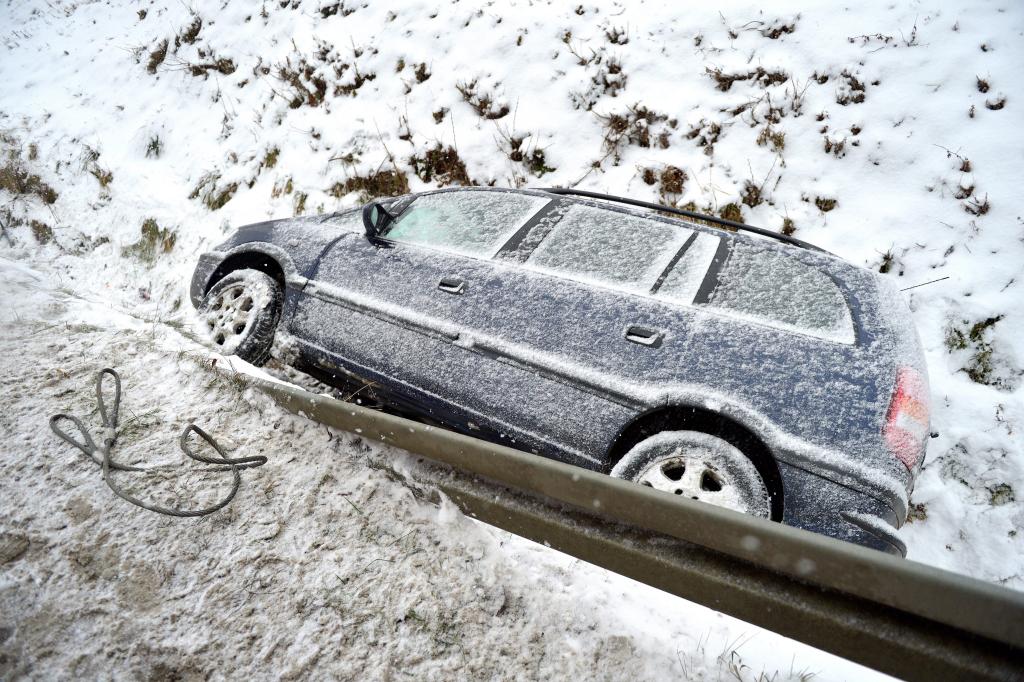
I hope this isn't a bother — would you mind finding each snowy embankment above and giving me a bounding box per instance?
[1,0,1021,678]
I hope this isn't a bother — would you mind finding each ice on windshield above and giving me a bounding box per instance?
[527,204,695,293]
[707,242,855,343]
[384,191,549,257]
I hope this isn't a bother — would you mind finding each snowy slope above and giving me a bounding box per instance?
[1,0,1022,678]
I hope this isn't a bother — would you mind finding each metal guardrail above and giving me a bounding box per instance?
[245,373,1024,681]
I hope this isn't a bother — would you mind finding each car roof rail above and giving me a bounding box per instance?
[537,187,829,254]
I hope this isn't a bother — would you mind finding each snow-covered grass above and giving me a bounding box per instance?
[1,0,1022,677]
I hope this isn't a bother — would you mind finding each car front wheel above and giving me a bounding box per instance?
[198,269,282,366]
[610,430,771,518]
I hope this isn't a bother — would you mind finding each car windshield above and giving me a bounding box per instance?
[383,191,550,257]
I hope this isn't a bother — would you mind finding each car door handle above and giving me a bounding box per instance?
[625,325,664,348]
[438,277,466,295]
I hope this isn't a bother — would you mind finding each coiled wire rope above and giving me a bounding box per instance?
[49,368,266,517]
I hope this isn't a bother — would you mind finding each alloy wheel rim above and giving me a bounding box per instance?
[204,283,257,350]
[635,450,768,517]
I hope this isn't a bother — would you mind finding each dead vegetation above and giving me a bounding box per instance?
[718,203,743,222]
[275,42,376,108]
[0,134,59,247]
[984,96,1006,111]
[147,40,168,74]
[293,191,308,215]
[563,31,628,111]
[319,2,357,18]
[175,16,202,48]
[705,66,788,92]
[262,147,280,170]
[934,146,988,214]
[598,104,675,164]
[410,144,472,186]
[759,18,797,39]
[945,316,1018,389]
[906,502,928,523]
[823,135,846,157]
[756,126,785,152]
[271,176,294,199]
[877,249,895,274]
[740,180,763,208]
[570,55,627,110]
[659,165,686,195]
[640,165,686,204]
[496,129,556,179]
[964,193,990,216]
[145,136,162,159]
[847,20,918,49]
[835,70,870,105]
[814,196,837,212]
[189,172,238,210]
[188,57,237,78]
[277,54,328,108]
[685,119,722,156]
[330,168,410,202]
[28,219,53,243]
[80,146,113,196]
[122,218,176,263]
[455,80,510,119]
[603,24,629,45]
[0,155,58,205]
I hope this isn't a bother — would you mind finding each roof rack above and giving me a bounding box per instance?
[538,187,828,254]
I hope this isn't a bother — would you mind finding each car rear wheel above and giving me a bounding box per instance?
[198,269,282,366]
[610,430,771,518]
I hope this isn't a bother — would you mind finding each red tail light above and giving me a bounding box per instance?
[884,368,930,470]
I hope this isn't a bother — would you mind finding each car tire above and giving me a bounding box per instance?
[610,430,771,518]
[198,269,283,366]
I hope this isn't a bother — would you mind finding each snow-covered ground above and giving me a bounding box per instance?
[1,0,1021,678]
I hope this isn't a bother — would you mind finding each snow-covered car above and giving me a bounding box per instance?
[190,187,930,555]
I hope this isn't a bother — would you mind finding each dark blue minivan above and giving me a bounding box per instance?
[191,187,930,555]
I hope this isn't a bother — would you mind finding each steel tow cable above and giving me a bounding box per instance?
[49,368,266,517]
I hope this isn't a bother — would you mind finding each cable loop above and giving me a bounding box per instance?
[49,368,266,517]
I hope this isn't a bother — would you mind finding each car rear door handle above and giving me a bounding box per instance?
[438,277,466,295]
[625,325,664,348]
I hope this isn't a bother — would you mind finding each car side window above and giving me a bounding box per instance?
[383,191,550,258]
[699,242,855,343]
[526,204,695,293]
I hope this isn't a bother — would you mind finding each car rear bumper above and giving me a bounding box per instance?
[779,462,906,556]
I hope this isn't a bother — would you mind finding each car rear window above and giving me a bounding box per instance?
[526,204,695,292]
[384,191,549,257]
[701,242,855,343]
